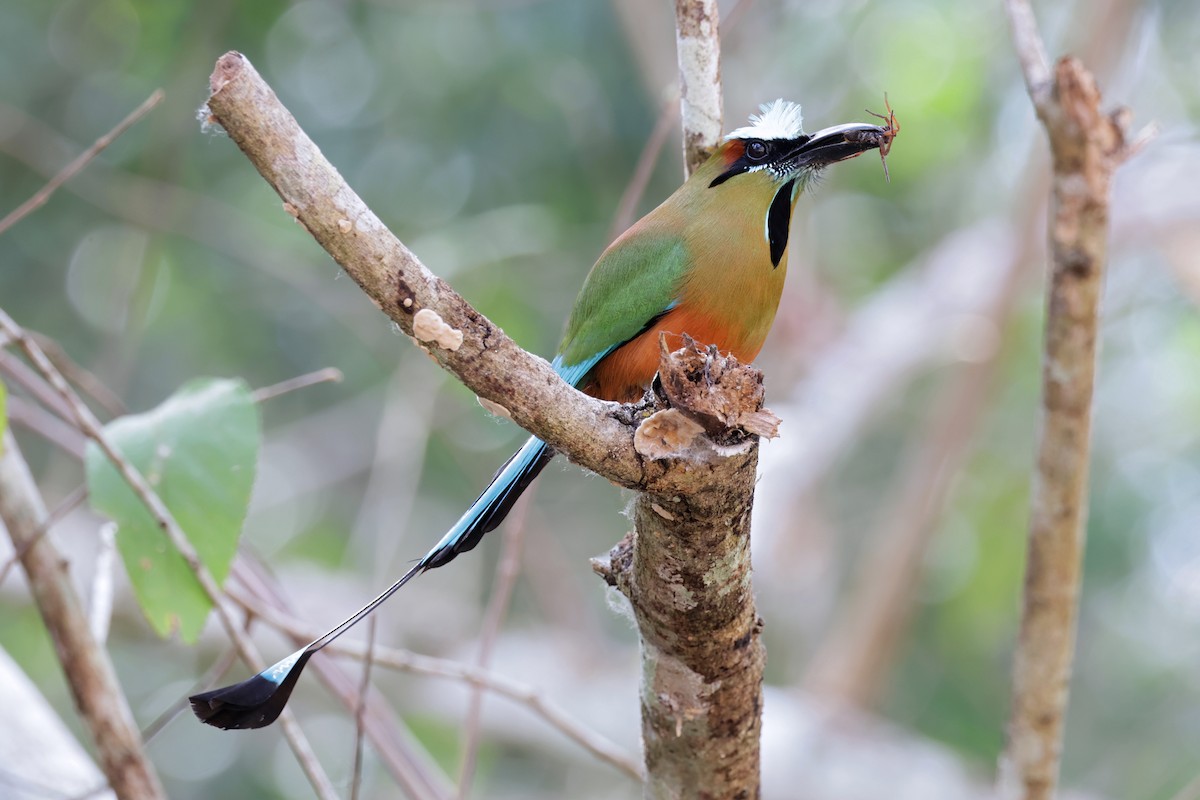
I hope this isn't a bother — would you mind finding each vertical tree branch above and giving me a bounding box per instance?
[594,345,769,799]
[604,11,766,795]
[0,431,165,800]
[673,0,722,175]
[1000,2,1144,797]
[629,473,763,798]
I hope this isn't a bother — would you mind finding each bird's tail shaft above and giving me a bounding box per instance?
[316,434,554,650]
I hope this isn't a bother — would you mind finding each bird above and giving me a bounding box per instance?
[191,99,898,729]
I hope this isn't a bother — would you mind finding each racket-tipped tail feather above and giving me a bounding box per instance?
[189,437,554,729]
[189,648,313,730]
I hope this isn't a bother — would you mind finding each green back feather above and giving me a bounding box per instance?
[557,225,689,368]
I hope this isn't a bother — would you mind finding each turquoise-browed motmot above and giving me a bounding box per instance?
[192,100,898,728]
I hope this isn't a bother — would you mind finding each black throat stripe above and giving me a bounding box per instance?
[766,178,795,267]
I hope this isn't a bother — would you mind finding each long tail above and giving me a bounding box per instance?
[190,436,554,729]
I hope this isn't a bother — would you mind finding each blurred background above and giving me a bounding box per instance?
[1,0,1199,798]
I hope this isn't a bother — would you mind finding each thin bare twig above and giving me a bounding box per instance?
[250,367,343,404]
[350,617,377,800]
[230,556,453,800]
[608,100,679,240]
[0,310,339,800]
[0,90,164,236]
[0,431,165,799]
[29,332,128,418]
[998,4,1143,799]
[1004,0,1052,109]
[0,482,87,588]
[143,643,241,745]
[87,523,117,644]
[0,349,77,422]
[349,370,441,580]
[2,395,87,457]
[456,493,533,798]
[222,583,643,782]
[0,99,385,347]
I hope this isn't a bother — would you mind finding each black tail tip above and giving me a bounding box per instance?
[190,649,313,730]
[189,673,292,730]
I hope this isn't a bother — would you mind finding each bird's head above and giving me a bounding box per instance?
[708,99,893,190]
[690,99,896,267]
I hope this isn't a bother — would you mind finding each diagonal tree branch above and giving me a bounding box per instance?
[0,90,163,237]
[202,51,732,498]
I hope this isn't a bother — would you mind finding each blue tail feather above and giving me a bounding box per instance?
[418,435,553,569]
[416,353,605,570]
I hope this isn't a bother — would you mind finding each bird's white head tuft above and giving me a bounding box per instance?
[725,99,804,142]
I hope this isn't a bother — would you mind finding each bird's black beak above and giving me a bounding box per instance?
[788,122,896,169]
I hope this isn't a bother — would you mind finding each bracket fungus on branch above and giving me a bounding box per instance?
[635,336,780,461]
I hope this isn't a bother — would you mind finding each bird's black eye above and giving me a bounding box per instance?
[745,140,769,161]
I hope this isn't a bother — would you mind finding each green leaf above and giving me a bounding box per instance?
[86,378,260,642]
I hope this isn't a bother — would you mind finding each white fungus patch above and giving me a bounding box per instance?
[476,396,512,420]
[412,308,463,351]
[634,408,705,459]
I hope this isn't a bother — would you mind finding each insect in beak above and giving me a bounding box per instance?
[865,94,900,182]
[844,94,900,182]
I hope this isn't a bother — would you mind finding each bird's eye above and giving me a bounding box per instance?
[745,141,769,161]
